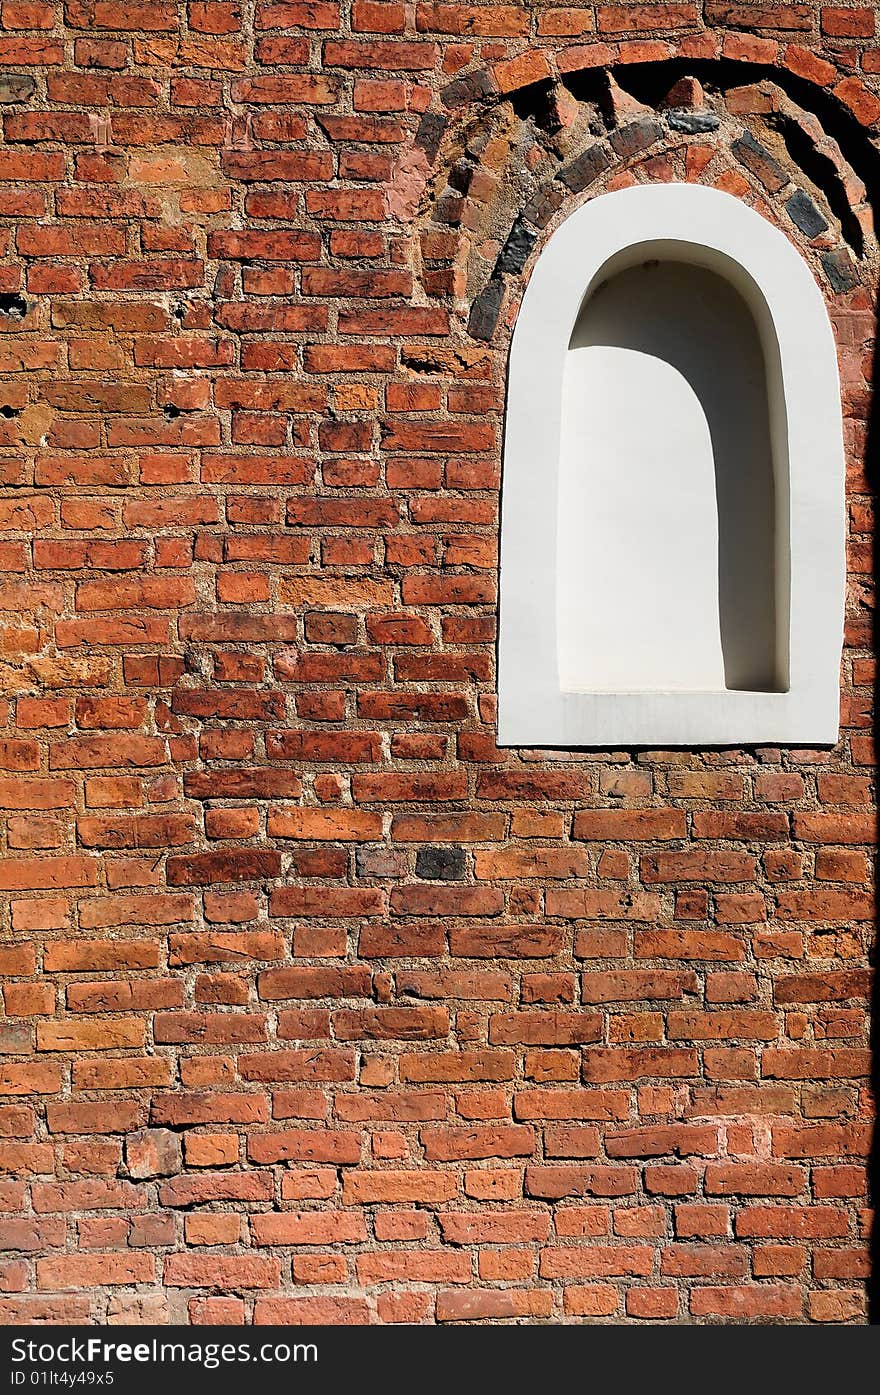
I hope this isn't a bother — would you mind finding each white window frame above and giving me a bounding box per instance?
[497,182,846,748]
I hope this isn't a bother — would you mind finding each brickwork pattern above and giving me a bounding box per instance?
[0,0,877,1325]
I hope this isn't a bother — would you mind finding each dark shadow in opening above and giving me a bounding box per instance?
[567,258,784,692]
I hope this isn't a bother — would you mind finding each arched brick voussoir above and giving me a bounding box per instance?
[432,16,880,121]
[390,35,876,269]
[427,32,860,135]
[435,36,722,116]
[410,65,879,347]
[408,46,880,239]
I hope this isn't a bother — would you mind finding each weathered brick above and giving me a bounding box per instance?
[0,1,873,1329]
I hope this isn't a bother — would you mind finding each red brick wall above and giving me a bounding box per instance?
[0,0,877,1326]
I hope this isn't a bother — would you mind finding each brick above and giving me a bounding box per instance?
[343,1170,458,1204]
[250,1212,366,1246]
[541,1245,653,1277]
[581,971,698,1003]
[731,130,789,191]
[165,1255,281,1288]
[37,1254,155,1290]
[254,1296,369,1324]
[126,1130,181,1179]
[421,1126,533,1160]
[735,1206,848,1239]
[515,1090,625,1126]
[0,856,98,892]
[704,1163,806,1197]
[581,1049,699,1083]
[707,1,812,26]
[333,1007,449,1040]
[573,808,685,840]
[166,851,281,887]
[488,1012,603,1046]
[776,888,873,922]
[400,1051,514,1084]
[690,1286,801,1319]
[641,850,756,883]
[36,1018,145,1052]
[0,2,872,1330]
[821,6,874,37]
[266,809,382,842]
[248,1129,360,1165]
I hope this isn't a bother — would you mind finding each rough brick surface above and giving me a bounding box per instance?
[0,0,877,1326]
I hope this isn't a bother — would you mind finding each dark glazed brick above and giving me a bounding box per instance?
[441,67,495,110]
[416,847,467,881]
[731,130,789,192]
[0,1021,31,1054]
[822,246,859,292]
[497,218,537,276]
[609,118,664,159]
[468,278,504,342]
[415,111,448,164]
[785,189,829,239]
[522,183,566,228]
[448,157,475,193]
[558,143,612,193]
[667,110,720,133]
[432,191,464,226]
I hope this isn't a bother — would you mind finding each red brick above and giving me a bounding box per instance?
[573,808,686,840]
[165,1255,281,1288]
[690,1285,802,1319]
[37,1254,155,1290]
[598,4,698,31]
[0,3,873,1329]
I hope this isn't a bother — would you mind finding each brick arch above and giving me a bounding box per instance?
[386,57,879,731]
[429,33,871,134]
[405,60,879,349]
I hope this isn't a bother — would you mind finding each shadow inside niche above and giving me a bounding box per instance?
[561,258,783,694]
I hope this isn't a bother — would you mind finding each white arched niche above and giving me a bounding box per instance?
[497,183,846,747]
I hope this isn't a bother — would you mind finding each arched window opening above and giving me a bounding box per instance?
[559,257,786,697]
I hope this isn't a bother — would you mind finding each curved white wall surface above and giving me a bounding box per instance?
[498,183,846,747]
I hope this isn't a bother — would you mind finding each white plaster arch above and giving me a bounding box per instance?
[497,182,846,747]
